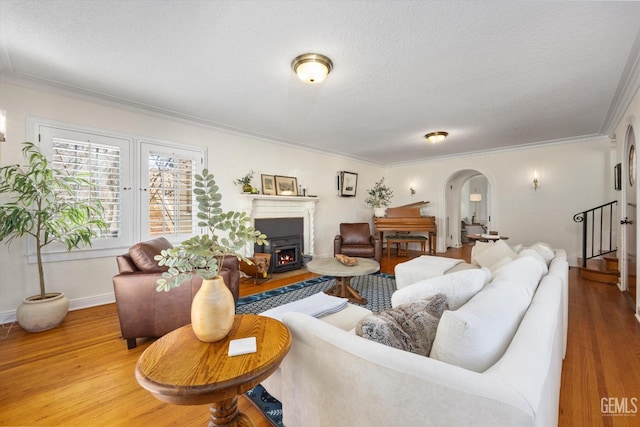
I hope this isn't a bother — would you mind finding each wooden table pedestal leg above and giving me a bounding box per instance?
[209,397,254,427]
[325,276,367,305]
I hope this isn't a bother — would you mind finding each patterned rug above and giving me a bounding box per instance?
[241,272,396,426]
[237,272,396,315]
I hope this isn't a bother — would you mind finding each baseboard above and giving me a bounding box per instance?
[0,293,116,325]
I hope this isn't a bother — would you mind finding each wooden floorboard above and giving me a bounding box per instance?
[1,245,639,426]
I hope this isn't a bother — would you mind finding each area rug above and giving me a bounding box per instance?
[242,272,396,426]
[237,272,396,314]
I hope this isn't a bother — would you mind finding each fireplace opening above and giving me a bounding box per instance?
[254,218,304,273]
[260,235,302,273]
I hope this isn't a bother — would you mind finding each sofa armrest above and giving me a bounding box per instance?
[279,312,533,427]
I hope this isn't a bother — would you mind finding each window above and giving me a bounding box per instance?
[140,142,202,242]
[30,119,205,262]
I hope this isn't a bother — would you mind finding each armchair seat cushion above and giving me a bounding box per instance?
[340,245,376,258]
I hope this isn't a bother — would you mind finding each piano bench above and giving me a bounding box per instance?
[386,236,428,258]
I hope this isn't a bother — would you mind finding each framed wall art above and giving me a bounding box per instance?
[339,171,358,197]
[261,174,276,195]
[274,175,298,196]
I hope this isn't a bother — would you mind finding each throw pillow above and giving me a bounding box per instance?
[472,240,518,270]
[356,293,448,357]
[391,268,487,310]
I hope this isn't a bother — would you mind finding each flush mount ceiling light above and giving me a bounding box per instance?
[291,53,333,84]
[424,131,448,144]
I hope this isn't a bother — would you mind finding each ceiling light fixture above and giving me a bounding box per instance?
[291,53,333,84]
[424,131,448,144]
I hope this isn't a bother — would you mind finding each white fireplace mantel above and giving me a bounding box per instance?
[240,195,320,256]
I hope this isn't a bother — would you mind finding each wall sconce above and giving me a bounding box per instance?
[410,187,416,195]
[533,170,540,191]
[0,110,6,142]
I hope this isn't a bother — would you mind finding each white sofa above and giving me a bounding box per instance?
[265,247,568,427]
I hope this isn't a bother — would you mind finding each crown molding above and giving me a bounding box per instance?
[601,29,640,136]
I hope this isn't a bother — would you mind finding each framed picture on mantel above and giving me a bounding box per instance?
[261,174,276,195]
[274,175,298,196]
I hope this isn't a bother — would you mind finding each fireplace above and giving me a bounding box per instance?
[254,218,304,273]
[262,235,303,273]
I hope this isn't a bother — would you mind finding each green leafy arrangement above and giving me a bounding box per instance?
[0,142,108,300]
[364,177,394,208]
[155,169,266,292]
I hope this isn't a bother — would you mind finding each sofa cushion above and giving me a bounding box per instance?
[471,240,518,270]
[391,268,488,311]
[129,237,173,272]
[430,279,531,372]
[528,242,555,265]
[356,293,448,356]
[517,248,549,275]
[491,255,546,298]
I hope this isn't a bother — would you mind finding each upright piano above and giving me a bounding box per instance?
[374,201,437,253]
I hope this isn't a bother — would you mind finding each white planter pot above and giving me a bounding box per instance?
[16,292,69,332]
[374,207,387,217]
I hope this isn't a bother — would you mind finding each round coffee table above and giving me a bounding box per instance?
[135,315,291,426]
[306,257,380,305]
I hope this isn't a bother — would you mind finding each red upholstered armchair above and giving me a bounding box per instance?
[112,237,240,349]
[334,223,382,264]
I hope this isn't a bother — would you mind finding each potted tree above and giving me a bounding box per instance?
[155,168,266,342]
[0,142,107,332]
[365,177,394,217]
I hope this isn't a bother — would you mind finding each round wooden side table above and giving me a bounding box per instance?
[306,257,380,304]
[135,315,291,426]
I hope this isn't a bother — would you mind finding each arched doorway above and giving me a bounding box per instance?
[444,170,491,249]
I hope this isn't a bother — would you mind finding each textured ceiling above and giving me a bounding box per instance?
[1,1,639,165]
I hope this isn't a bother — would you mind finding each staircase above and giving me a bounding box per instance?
[573,201,619,285]
[577,254,620,285]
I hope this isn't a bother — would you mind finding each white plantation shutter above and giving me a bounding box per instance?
[31,120,206,262]
[37,125,133,255]
[51,138,121,239]
[140,143,203,242]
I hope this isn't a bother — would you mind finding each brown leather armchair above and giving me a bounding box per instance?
[334,223,382,264]
[112,237,240,349]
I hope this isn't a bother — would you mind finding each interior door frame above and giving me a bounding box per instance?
[621,117,639,321]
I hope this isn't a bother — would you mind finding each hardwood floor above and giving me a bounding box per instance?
[1,246,639,426]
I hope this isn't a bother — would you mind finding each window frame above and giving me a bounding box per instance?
[26,117,207,263]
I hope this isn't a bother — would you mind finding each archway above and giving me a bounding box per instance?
[444,170,491,249]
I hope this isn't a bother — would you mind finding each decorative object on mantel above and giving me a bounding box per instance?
[261,174,276,195]
[155,169,267,342]
[274,175,298,196]
[234,169,256,193]
[337,171,358,197]
[365,177,394,217]
[0,142,108,332]
[335,254,358,266]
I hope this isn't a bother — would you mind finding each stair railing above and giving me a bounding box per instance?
[573,201,618,268]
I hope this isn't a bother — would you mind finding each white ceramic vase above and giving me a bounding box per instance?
[16,292,69,332]
[191,276,235,342]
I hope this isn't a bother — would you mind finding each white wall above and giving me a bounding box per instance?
[0,82,384,316]
[0,80,623,319]
[386,137,615,262]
